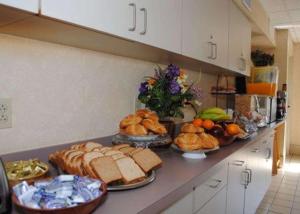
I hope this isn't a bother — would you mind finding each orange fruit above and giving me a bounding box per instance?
[193,118,203,127]
[202,119,214,130]
[226,124,241,136]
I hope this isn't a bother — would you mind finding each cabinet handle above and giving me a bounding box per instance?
[140,8,147,35]
[128,3,136,31]
[247,168,252,184]
[207,42,214,59]
[212,43,217,59]
[241,170,249,187]
[262,140,267,144]
[207,179,222,189]
[232,160,245,166]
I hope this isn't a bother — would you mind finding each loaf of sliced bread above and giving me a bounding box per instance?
[115,157,145,184]
[91,156,122,184]
[82,151,104,178]
[132,149,162,173]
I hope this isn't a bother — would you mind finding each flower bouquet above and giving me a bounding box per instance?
[138,64,202,120]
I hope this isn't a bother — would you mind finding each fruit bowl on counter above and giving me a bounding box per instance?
[194,107,243,147]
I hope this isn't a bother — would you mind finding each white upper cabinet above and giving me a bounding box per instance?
[41,0,138,42]
[41,0,182,54]
[228,1,251,76]
[182,0,229,69]
[0,0,39,13]
[136,0,182,54]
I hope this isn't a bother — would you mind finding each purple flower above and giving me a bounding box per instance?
[169,80,181,94]
[166,64,180,79]
[139,82,148,94]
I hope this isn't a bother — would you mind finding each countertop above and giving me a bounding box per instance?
[1,126,275,214]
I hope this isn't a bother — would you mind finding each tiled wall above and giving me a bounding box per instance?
[0,34,227,155]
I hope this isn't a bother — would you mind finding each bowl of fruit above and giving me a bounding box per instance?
[194,108,242,146]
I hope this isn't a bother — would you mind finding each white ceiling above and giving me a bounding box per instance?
[260,0,300,42]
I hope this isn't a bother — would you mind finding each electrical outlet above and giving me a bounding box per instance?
[0,98,12,129]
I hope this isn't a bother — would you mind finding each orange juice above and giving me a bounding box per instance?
[247,83,277,96]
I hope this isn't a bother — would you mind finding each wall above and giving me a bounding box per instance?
[290,44,300,154]
[0,34,226,155]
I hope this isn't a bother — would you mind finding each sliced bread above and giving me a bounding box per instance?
[82,151,104,178]
[115,157,145,184]
[104,150,123,156]
[84,142,103,152]
[132,149,162,173]
[112,144,130,150]
[119,147,135,155]
[90,156,122,184]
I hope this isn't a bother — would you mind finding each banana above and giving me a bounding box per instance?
[202,107,226,115]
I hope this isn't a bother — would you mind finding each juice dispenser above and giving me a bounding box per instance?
[247,66,278,96]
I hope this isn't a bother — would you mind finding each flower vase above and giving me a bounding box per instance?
[159,117,183,139]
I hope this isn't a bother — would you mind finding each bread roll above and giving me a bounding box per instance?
[142,119,167,135]
[119,114,143,129]
[125,124,148,136]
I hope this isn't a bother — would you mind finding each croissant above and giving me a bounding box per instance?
[142,119,167,135]
[119,114,142,129]
[124,124,148,136]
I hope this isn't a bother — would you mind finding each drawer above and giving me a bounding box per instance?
[193,164,228,212]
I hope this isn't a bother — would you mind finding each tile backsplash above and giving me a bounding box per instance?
[0,33,227,155]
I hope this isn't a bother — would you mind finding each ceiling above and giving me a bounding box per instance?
[260,0,300,42]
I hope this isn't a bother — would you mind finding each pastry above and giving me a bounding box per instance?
[119,114,143,129]
[124,124,148,136]
[174,133,203,151]
[142,119,167,135]
[136,109,159,122]
[181,123,204,134]
[198,133,219,149]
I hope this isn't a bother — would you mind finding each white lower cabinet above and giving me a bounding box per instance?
[195,186,227,214]
[163,133,274,214]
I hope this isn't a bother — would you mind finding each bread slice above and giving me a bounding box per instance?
[104,150,123,156]
[67,151,84,174]
[111,153,126,160]
[115,157,145,184]
[132,149,162,173]
[91,156,122,184]
[128,148,143,157]
[119,147,135,155]
[112,144,130,150]
[99,147,112,154]
[82,152,104,178]
[84,142,103,152]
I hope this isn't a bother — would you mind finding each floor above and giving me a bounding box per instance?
[256,155,300,214]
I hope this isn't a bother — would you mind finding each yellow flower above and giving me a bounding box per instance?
[148,78,156,85]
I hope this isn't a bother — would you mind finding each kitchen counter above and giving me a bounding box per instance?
[1,126,275,214]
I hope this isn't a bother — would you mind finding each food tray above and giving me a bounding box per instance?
[53,164,156,192]
[171,144,219,159]
[112,134,172,148]
[107,170,156,191]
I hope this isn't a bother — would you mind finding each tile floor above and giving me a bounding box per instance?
[256,155,300,214]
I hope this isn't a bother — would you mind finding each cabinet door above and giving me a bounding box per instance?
[228,1,251,76]
[226,153,247,214]
[182,0,229,68]
[161,191,193,214]
[41,0,137,41]
[262,134,274,190]
[244,141,266,214]
[137,0,182,53]
[0,0,39,13]
[195,186,227,214]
